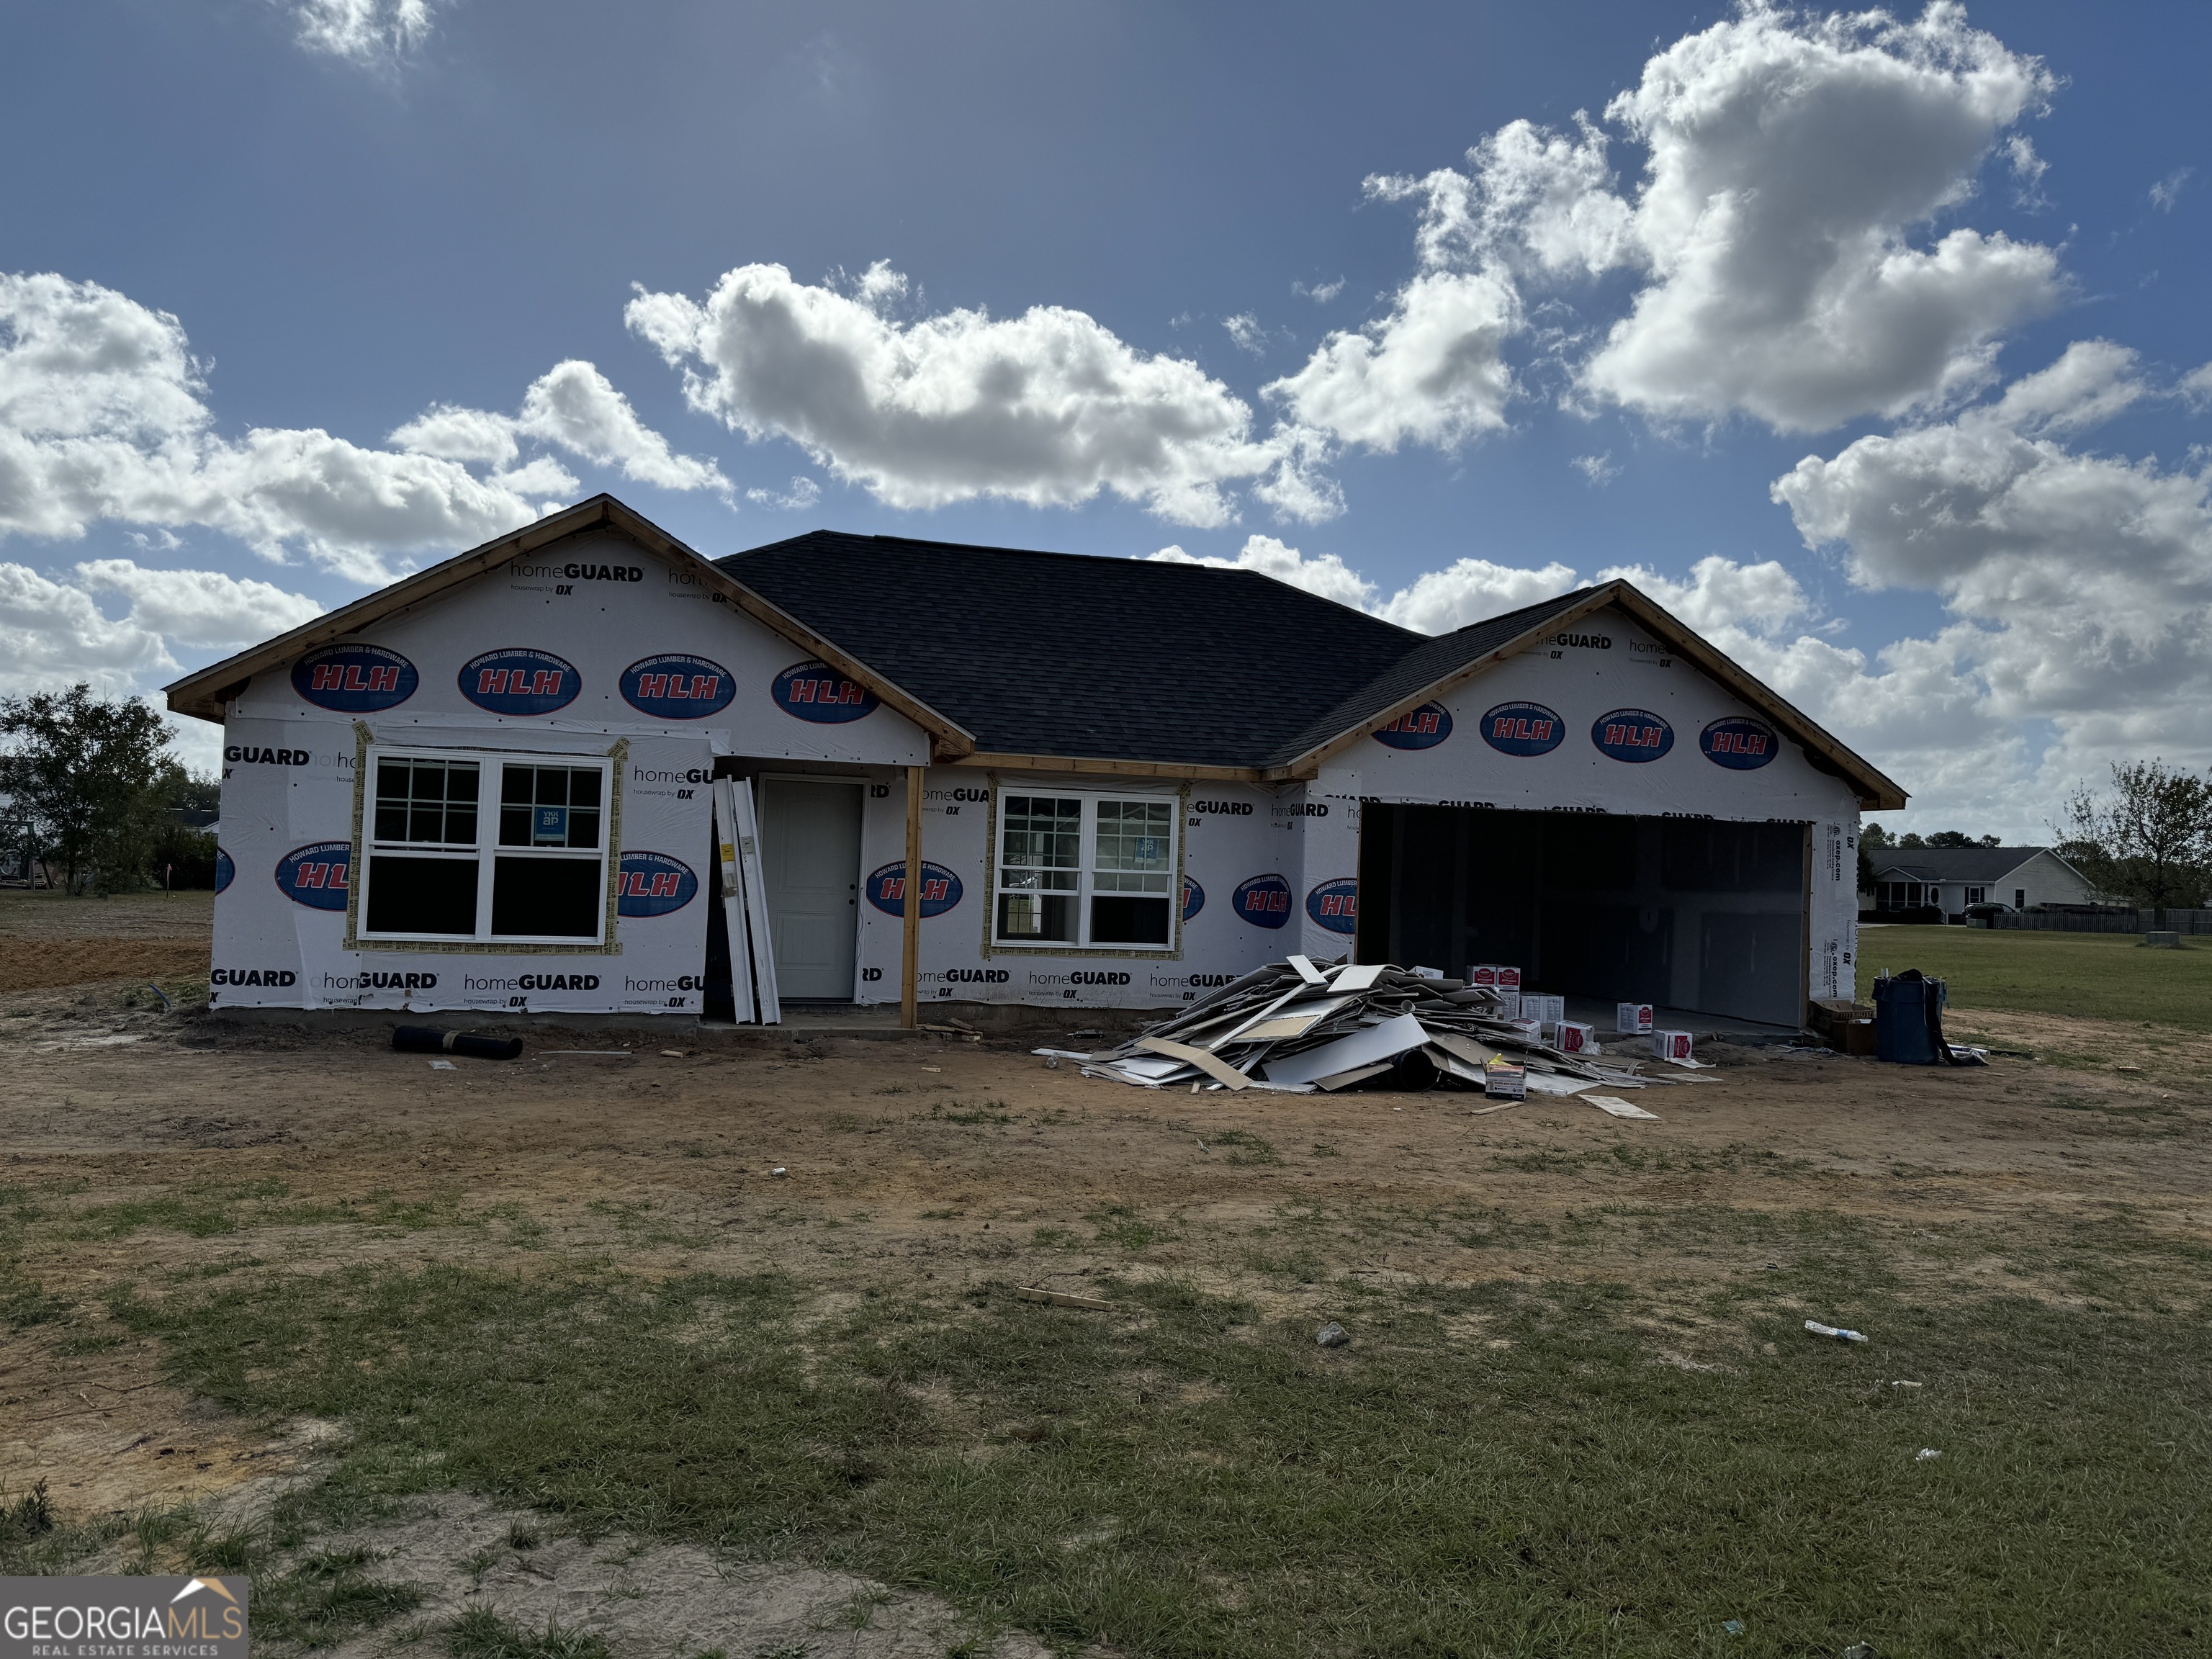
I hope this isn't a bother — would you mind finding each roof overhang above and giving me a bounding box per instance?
[1261,579,1907,810]
[161,495,978,759]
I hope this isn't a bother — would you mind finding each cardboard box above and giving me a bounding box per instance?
[1504,1018,1543,1043]
[1556,1020,1597,1055]
[1490,989,1521,1020]
[1521,992,1565,1026]
[1483,1058,1527,1100]
[1468,963,1524,991]
[1616,1002,1654,1035]
[1652,1029,1694,1061]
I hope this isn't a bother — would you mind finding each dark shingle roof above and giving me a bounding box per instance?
[719,531,1595,768]
[1874,847,2056,883]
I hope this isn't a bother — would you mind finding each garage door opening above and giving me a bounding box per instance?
[1355,806,1808,1028]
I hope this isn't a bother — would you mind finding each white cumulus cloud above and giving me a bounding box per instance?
[1148,535,1377,611]
[1771,341,2212,824]
[1284,1,2064,450]
[282,0,438,65]
[625,261,1305,527]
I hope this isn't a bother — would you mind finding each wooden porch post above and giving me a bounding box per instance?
[902,763,923,1030]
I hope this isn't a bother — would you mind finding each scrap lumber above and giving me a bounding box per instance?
[1039,956,1664,1099]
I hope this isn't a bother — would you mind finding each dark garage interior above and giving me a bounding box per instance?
[1356,806,1809,1028]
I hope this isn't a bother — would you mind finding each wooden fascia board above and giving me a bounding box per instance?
[953,752,1263,783]
[1261,587,1624,781]
[1598,585,1907,811]
[163,498,624,723]
[1262,580,1910,811]
[161,495,977,756]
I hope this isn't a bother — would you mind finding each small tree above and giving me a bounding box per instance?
[0,685,179,895]
[2062,760,2212,926]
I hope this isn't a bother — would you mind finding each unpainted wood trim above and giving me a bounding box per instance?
[954,752,1263,783]
[902,764,923,1031]
[162,495,978,757]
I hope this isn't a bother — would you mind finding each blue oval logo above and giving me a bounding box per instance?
[274,840,352,911]
[1232,873,1292,930]
[1593,707,1674,763]
[1306,877,1358,935]
[1182,876,1204,922]
[621,654,736,721]
[616,850,698,917]
[459,648,580,715]
[773,660,881,724]
[866,860,963,917]
[292,644,417,712]
[1372,702,1453,750]
[1701,715,1777,770]
[214,847,235,895]
[1480,701,1565,756]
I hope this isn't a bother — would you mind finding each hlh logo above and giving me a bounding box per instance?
[1372,702,1452,750]
[214,848,235,894]
[621,654,737,719]
[460,648,580,715]
[1480,701,1565,756]
[1182,875,1204,921]
[1232,873,1292,928]
[773,660,880,723]
[292,644,416,712]
[275,842,351,910]
[1592,707,1673,762]
[866,861,963,917]
[1305,877,1357,935]
[616,851,698,917]
[1700,715,1776,770]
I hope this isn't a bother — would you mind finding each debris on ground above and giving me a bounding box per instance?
[393,1025,524,1061]
[1037,956,1681,1095]
[1015,1286,1115,1311]
[1916,1447,1941,1461]
[1316,1321,1350,1348]
[1585,1094,1659,1120]
[1805,1319,1869,1344]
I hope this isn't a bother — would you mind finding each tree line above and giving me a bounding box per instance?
[1,684,218,894]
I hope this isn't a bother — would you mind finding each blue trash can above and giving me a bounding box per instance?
[1872,971,1946,1064]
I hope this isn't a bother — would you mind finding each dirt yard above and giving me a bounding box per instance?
[4,892,2208,1655]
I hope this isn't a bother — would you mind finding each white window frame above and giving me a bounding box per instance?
[992,788,1180,952]
[357,745,615,946]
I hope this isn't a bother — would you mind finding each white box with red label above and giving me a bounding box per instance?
[1555,1020,1597,1055]
[1616,1002,1654,1034]
[1521,992,1565,1027]
[1652,1029,1694,1061]
[1467,963,1523,991]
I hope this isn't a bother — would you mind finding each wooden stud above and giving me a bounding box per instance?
[902,763,924,1031]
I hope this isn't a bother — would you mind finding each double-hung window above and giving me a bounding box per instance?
[994,792,1177,949]
[360,749,611,944]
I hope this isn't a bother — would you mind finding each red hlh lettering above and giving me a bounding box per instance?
[790,678,816,702]
[691,675,718,700]
[478,668,508,695]
[881,876,904,901]
[649,872,679,898]
[638,673,667,699]
[369,665,399,692]
[297,863,325,889]
[923,878,947,902]
[312,665,342,691]
[667,675,692,699]
[343,665,369,692]
[840,681,863,704]
[530,670,562,697]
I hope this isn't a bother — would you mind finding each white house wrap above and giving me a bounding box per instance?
[170,497,1903,1027]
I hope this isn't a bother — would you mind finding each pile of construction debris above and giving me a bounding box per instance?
[1038,956,1692,1096]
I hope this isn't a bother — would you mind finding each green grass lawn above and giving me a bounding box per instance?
[1856,926,2212,1032]
[22,1220,2200,1659]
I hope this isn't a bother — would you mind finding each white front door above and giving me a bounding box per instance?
[760,780,863,1001]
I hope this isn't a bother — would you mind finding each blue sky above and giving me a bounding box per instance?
[4,1,2208,835]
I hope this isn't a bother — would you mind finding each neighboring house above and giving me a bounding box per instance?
[166,495,1904,1029]
[1869,846,2098,919]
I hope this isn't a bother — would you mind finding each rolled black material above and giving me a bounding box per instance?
[392,1025,524,1061]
